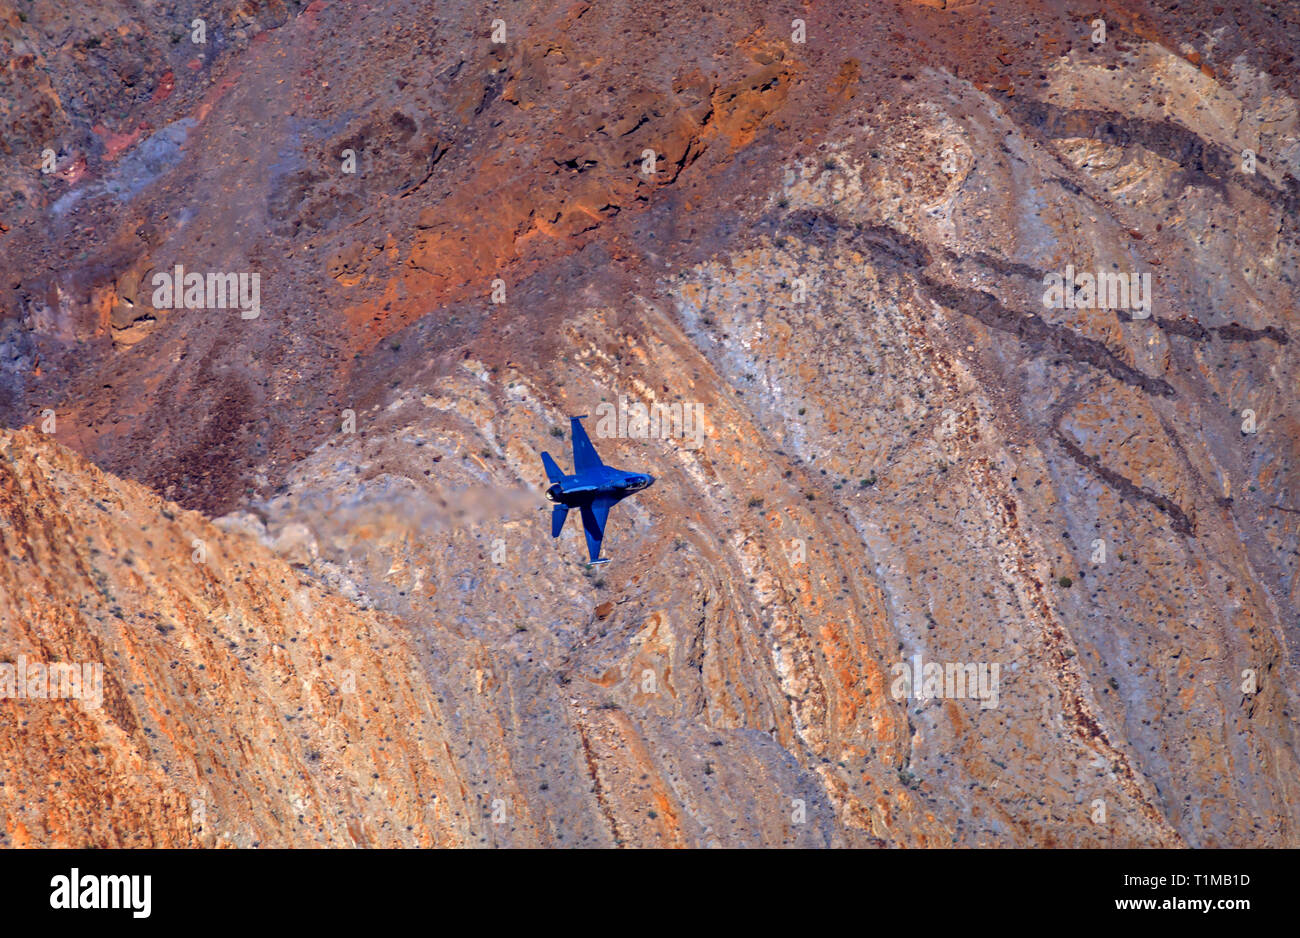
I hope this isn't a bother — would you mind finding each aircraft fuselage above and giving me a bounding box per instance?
[545,471,651,507]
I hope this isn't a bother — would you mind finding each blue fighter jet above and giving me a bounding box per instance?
[541,416,654,565]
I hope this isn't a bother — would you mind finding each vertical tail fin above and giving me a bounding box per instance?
[540,451,565,483]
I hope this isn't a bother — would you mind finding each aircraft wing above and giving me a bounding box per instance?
[570,416,605,475]
[579,497,616,564]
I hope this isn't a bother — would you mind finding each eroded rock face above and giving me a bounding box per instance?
[1,2,1298,846]
[0,429,853,847]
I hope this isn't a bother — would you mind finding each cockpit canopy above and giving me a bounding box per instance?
[625,473,654,491]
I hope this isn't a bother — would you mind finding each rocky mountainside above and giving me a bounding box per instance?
[2,0,1298,846]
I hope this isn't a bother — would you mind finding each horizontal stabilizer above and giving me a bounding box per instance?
[551,505,570,538]
[541,451,565,483]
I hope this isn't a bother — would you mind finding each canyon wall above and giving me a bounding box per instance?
[1,0,1298,846]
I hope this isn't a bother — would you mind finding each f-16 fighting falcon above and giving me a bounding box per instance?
[541,416,654,565]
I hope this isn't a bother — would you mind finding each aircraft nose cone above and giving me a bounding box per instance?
[647,474,656,487]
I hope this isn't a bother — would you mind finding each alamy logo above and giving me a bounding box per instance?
[890,655,1000,710]
[50,869,151,918]
[594,395,705,449]
[0,655,103,710]
[1042,266,1151,318]
[151,264,261,319]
